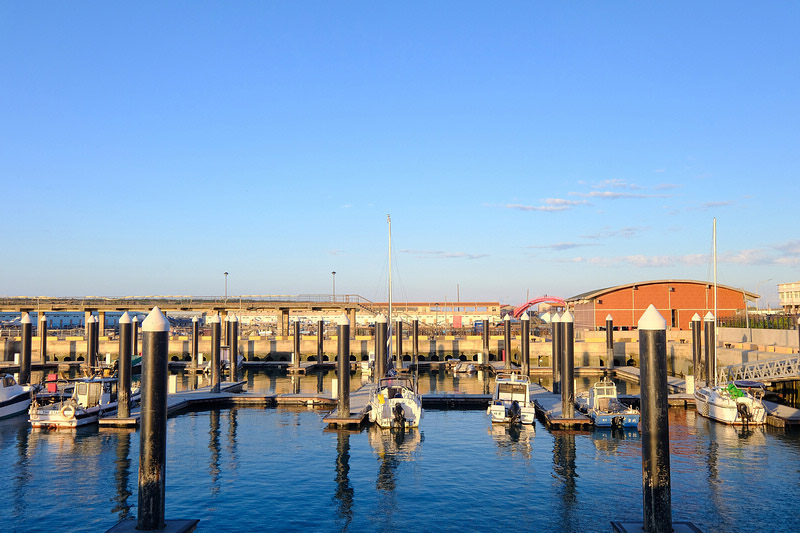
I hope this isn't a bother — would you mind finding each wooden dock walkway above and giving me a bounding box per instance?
[530,383,593,430]
[322,383,376,428]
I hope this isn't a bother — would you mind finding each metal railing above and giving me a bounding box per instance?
[719,314,799,331]
[720,354,800,382]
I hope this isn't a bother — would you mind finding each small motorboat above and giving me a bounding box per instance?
[368,376,423,429]
[487,373,535,425]
[453,362,476,374]
[694,381,767,426]
[29,377,126,429]
[0,373,33,419]
[579,378,640,428]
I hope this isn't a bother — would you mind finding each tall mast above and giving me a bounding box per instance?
[713,217,718,386]
[387,214,392,325]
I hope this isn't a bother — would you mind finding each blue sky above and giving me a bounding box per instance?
[1,2,798,307]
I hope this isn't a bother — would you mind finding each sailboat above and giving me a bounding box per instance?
[368,214,423,429]
[694,218,767,425]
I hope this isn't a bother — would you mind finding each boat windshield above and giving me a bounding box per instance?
[379,378,412,389]
[497,383,527,402]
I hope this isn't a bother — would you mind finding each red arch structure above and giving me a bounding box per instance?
[513,297,566,318]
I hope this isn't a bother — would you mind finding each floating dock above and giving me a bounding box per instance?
[530,383,593,430]
[322,384,375,428]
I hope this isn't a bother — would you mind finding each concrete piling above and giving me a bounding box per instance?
[703,312,715,385]
[412,318,419,369]
[20,313,32,385]
[132,316,139,357]
[39,313,48,364]
[691,313,701,380]
[317,320,324,362]
[210,314,221,393]
[521,312,530,376]
[229,315,239,382]
[561,310,575,418]
[503,314,511,370]
[552,312,562,394]
[605,314,614,370]
[482,317,490,359]
[337,314,351,416]
[293,320,301,371]
[375,314,387,379]
[191,317,199,369]
[395,320,403,369]
[118,312,133,419]
[638,304,672,533]
[137,307,170,531]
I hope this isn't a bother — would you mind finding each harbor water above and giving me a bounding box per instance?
[2,370,799,532]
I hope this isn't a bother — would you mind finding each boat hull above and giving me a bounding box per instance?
[590,411,640,428]
[0,392,32,419]
[370,398,423,429]
[488,404,535,425]
[29,403,118,429]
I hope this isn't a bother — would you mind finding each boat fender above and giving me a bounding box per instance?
[61,404,76,420]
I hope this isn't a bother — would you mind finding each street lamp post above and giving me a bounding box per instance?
[224,272,229,304]
[331,271,336,302]
[756,278,772,310]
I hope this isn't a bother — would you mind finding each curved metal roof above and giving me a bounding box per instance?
[567,279,759,303]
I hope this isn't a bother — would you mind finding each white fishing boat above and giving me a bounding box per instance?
[29,377,122,429]
[576,377,640,428]
[368,376,423,429]
[0,373,33,419]
[694,219,768,426]
[487,373,535,425]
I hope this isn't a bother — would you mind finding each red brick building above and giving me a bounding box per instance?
[568,280,757,330]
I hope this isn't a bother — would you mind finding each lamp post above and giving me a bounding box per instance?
[756,278,772,310]
[224,272,229,304]
[331,271,336,302]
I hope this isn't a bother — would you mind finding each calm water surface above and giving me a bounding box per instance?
[1,371,798,532]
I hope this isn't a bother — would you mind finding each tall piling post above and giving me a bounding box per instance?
[503,314,511,370]
[132,315,139,357]
[638,304,672,533]
[86,315,96,375]
[20,313,32,385]
[691,313,701,380]
[337,314,351,416]
[230,314,239,382]
[561,311,575,418]
[317,319,324,363]
[210,314,221,393]
[552,312,562,394]
[291,320,300,371]
[137,307,170,531]
[521,312,530,376]
[93,314,100,364]
[703,312,715,385]
[395,320,403,369]
[482,317,490,361]
[605,314,614,370]
[375,314,387,379]
[191,317,199,369]
[118,311,133,419]
[39,313,48,364]
[412,318,419,370]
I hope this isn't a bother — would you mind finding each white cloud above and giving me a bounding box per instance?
[400,249,488,260]
[592,179,642,190]
[581,226,646,239]
[505,203,570,212]
[569,191,668,200]
[528,242,595,251]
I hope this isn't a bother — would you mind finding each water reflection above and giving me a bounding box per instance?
[552,433,578,525]
[209,409,221,495]
[111,431,132,519]
[487,423,535,459]
[333,431,354,528]
[14,420,30,522]
[227,408,239,468]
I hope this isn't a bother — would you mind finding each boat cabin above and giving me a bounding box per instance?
[75,379,117,408]
[493,374,530,404]
[2,374,19,388]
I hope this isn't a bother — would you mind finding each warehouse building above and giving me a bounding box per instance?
[568,279,757,331]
